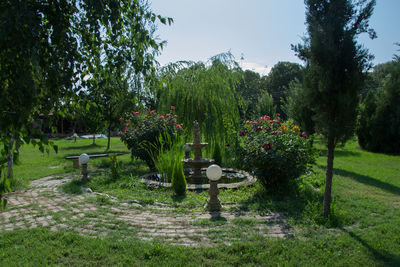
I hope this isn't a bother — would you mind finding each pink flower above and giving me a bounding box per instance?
[160,115,165,119]
[245,120,251,124]
[166,113,170,118]
[171,106,175,110]
[117,131,121,135]
[259,117,264,121]
[151,110,156,114]
[123,127,129,133]
[276,113,280,117]
[119,117,124,121]
[265,116,271,120]
[174,115,177,118]
[176,124,182,130]
[125,122,131,126]
[225,143,230,147]
[135,112,139,115]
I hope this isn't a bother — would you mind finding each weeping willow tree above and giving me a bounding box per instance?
[151,53,242,147]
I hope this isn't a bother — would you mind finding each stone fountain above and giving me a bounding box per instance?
[183,121,214,184]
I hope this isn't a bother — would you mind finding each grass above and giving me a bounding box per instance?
[1,137,400,266]
[12,137,130,189]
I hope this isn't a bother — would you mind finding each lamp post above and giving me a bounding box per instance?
[73,133,78,143]
[206,164,222,211]
[79,153,90,182]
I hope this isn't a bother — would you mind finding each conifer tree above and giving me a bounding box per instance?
[294,0,376,217]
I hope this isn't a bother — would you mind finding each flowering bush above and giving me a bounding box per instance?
[120,107,183,170]
[233,114,315,191]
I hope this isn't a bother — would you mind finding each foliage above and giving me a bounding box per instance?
[293,0,376,217]
[357,59,400,153]
[235,70,266,118]
[151,52,241,147]
[263,61,304,119]
[171,157,186,196]
[253,92,276,118]
[233,116,315,191]
[212,142,223,166]
[153,135,185,183]
[0,0,171,203]
[282,79,315,135]
[109,154,121,180]
[120,107,183,170]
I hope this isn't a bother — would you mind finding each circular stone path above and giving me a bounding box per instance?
[0,175,292,246]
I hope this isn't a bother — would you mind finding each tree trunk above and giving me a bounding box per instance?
[107,120,111,151]
[323,136,335,218]
[7,137,14,179]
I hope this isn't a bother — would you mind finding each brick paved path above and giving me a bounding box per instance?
[0,175,292,246]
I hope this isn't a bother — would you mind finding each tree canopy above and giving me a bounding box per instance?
[0,0,171,205]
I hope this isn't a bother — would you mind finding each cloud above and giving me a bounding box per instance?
[241,62,272,76]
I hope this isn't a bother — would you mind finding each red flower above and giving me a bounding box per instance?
[123,127,129,133]
[262,142,272,152]
[300,132,308,138]
[151,110,156,114]
[166,113,170,118]
[119,117,124,121]
[135,112,139,115]
[265,116,271,120]
[276,113,280,117]
[174,114,177,118]
[125,122,131,126]
[160,115,165,119]
[176,124,183,130]
[171,106,175,110]
[225,143,230,147]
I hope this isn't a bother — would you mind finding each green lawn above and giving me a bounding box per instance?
[1,137,400,266]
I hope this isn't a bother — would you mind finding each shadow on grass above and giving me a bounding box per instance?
[341,228,400,266]
[62,143,104,152]
[333,168,400,196]
[319,149,361,157]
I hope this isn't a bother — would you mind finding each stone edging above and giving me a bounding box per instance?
[141,168,257,190]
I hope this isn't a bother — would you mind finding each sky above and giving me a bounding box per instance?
[150,0,400,76]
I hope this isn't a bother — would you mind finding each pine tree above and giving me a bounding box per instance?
[294,0,376,217]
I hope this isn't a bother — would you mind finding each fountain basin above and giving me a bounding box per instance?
[141,168,257,190]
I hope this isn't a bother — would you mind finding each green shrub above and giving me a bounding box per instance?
[171,158,186,196]
[212,142,222,166]
[109,154,120,180]
[233,115,316,192]
[357,60,400,153]
[120,107,183,170]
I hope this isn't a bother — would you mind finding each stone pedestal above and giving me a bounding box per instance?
[81,163,89,182]
[206,181,221,211]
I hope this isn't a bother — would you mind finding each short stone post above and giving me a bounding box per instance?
[205,164,222,211]
[79,153,90,182]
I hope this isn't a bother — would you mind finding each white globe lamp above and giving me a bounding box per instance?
[79,153,90,165]
[206,164,222,181]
